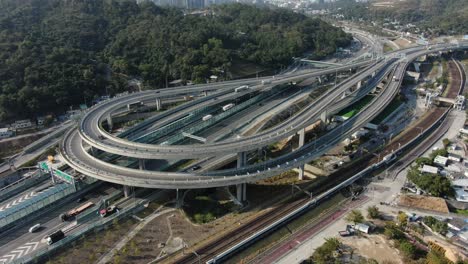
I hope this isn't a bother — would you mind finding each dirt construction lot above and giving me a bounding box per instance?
[342,234,403,264]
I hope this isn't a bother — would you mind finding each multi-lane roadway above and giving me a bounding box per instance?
[59,41,468,189]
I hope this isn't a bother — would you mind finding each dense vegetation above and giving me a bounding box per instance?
[324,0,467,36]
[0,0,351,122]
[407,166,454,197]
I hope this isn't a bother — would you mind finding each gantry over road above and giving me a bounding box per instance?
[60,42,468,191]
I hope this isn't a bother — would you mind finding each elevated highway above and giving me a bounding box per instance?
[60,42,468,190]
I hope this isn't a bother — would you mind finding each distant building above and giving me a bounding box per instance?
[452,179,468,203]
[421,165,439,175]
[448,153,462,163]
[447,218,468,232]
[434,155,448,167]
[0,128,13,139]
[11,119,33,130]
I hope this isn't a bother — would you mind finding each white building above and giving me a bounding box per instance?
[0,128,13,139]
[11,119,33,130]
[434,155,448,167]
[421,165,439,175]
[452,179,468,203]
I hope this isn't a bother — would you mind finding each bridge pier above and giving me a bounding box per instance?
[155,98,162,111]
[106,114,113,131]
[236,183,247,202]
[237,152,247,168]
[297,128,305,180]
[298,164,305,181]
[236,152,247,202]
[320,110,329,123]
[139,159,146,170]
[357,80,362,90]
[203,91,208,97]
[123,185,133,197]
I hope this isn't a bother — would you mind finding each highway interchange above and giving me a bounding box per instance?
[60,42,468,189]
[1,30,467,264]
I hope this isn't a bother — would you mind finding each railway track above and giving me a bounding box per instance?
[171,58,466,264]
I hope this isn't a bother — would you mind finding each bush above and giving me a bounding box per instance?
[311,238,341,263]
[367,205,381,219]
[345,209,364,224]
[398,240,416,258]
[384,223,404,240]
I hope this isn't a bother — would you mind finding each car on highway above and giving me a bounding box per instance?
[29,224,41,233]
[190,165,202,171]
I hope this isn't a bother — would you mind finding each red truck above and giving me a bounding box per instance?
[99,205,116,217]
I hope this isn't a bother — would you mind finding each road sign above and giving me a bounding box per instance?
[39,162,49,172]
[52,169,75,184]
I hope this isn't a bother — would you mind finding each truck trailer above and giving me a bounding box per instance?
[60,201,94,221]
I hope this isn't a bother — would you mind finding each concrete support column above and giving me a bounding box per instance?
[372,71,376,78]
[139,159,146,170]
[107,114,113,131]
[123,185,132,197]
[357,80,362,90]
[155,98,162,111]
[298,164,305,181]
[237,152,246,168]
[242,183,247,201]
[298,128,305,149]
[236,183,246,202]
[203,91,208,97]
[320,109,328,123]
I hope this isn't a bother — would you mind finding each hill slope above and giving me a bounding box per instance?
[0,0,351,121]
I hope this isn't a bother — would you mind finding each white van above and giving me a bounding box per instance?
[29,224,41,233]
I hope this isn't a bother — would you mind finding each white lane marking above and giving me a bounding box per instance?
[0,191,38,212]
[0,241,41,263]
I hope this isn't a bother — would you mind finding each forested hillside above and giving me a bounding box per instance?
[329,0,467,35]
[0,0,351,121]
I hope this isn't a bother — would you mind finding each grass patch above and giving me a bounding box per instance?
[383,43,395,53]
[184,190,237,224]
[453,209,468,216]
[371,96,404,124]
[337,95,374,119]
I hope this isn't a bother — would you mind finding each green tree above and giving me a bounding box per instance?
[398,240,416,258]
[345,209,364,224]
[366,205,381,219]
[397,212,408,227]
[311,237,341,264]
